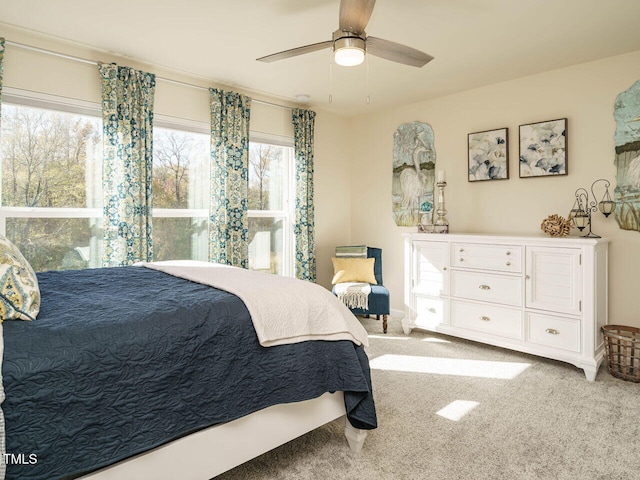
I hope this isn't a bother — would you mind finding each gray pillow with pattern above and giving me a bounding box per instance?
[0,235,40,321]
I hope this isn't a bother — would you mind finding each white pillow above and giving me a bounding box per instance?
[0,235,40,321]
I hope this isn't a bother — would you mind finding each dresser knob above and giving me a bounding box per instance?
[525,274,531,280]
[427,307,436,314]
[545,328,559,335]
[459,258,464,262]
[479,284,491,290]
[506,261,511,266]
[459,248,464,252]
[443,267,447,271]
[506,251,511,256]
[479,316,491,322]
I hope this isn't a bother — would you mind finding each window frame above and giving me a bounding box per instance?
[0,100,212,262]
[151,116,211,262]
[0,89,105,269]
[248,132,296,278]
[0,89,296,275]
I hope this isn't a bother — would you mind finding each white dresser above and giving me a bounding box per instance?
[403,233,609,380]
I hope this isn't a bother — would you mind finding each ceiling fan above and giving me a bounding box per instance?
[256,0,434,68]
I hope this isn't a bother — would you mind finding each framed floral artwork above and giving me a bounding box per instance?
[519,118,567,178]
[467,127,509,182]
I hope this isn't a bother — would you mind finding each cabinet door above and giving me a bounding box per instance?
[413,241,448,296]
[525,246,582,316]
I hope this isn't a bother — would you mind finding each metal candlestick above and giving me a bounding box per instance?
[434,181,449,233]
[570,178,615,238]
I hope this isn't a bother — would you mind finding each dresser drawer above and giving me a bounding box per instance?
[452,243,521,273]
[526,312,581,352]
[414,295,448,329]
[451,270,522,307]
[451,300,522,340]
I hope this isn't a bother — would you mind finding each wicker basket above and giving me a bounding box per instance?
[602,325,640,382]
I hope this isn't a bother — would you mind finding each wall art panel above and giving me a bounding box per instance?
[614,80,640,232]
[392,122,436,226]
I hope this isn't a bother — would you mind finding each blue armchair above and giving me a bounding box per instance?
[332,247,390,333]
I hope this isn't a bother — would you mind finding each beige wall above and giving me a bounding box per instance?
[314,113,353,287]
[349,49,640,326]
[0,24,353,286]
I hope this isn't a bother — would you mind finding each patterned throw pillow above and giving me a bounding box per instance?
[0,235,40,321]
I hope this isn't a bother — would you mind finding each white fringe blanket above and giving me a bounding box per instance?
[137,261,369,348]
[334,282,371,310]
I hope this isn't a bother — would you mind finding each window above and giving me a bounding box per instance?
[0,96,103,272]
[0,92,296,276]
[247,136,295,277]
[152,122,210,262]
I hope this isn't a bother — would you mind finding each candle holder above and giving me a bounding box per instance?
[434,181,449,233]
[569,178,615,238]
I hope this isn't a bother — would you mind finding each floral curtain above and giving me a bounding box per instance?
[98,63,156,267]
[0,37,5,126]
[292,108,316,282]
[0,37,5,480]
[209,88,251,267]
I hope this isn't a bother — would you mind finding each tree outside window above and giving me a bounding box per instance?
[0,102,294,276]
[247,140,293,276]
[152,127,209,262]
[0,104,102,271]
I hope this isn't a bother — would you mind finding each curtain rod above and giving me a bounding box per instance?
[4,39,295,111]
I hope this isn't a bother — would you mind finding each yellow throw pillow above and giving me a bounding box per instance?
[331,257,377,285]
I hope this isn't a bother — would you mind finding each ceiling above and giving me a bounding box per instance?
[1,0,640,116]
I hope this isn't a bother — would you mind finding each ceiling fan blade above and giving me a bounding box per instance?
[339,0,376,34]
[257,40,332,63]
[366,36,434,68]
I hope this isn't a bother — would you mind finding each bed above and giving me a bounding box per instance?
[1,261,377,479]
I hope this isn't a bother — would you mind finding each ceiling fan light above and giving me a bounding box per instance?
[333,36,365,66]
[334,47,365,66]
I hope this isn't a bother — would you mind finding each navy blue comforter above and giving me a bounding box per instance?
[2,267,376,479]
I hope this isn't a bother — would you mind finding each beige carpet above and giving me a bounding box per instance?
[216,316,640,479]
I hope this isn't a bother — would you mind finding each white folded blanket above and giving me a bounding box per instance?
[137,261,369,348]
[334,282,371,310]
